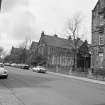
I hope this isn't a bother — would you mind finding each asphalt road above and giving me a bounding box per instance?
[0,66,105,105]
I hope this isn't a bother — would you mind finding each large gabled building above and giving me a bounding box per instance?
[91,0,105,69]
[36,32,83,68]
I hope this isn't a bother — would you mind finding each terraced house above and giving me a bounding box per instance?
[91,0,105,69]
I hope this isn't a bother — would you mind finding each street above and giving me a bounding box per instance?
[0,67,105,105]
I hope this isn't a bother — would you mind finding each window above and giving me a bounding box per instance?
[99,15,105,26]
[99,35,104,45]
[98,7,105,15]
[97,25,104,34]
[98,53,104,67]
[98,46,104,53]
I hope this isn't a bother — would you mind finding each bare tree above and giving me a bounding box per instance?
[19,37,31,49]
[66,13,83,71]
[67,13,83,39]
[18,37,31,64]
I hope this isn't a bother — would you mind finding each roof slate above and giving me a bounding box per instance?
[41,35,83,49]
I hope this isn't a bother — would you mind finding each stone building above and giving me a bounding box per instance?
[10,46,30,64]
[91,0,105,69]
[30,41,38,55]
[10,46,24,63]
[36,32,83,69]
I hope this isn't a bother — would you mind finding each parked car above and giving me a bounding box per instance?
[0,63,8,79]
[4,63,11,66]
[22,64,30,69]
[18,64,29,70]
[32,66,47,73]
[11,63,17,67]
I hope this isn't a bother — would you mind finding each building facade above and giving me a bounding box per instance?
[91,0,105,69]
[10,47,25,63]
[30,41,38,55]
[36,32,83,68]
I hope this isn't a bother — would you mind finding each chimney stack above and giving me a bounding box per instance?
[41,31,45,36]
[54,34,58,37]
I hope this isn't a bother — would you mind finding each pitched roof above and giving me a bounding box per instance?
[40,34,83,49]
[93,0,105,12]
[92,0,99,11]
[30,41,38,49]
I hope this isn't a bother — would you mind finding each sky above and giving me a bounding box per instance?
[0,0,98,53]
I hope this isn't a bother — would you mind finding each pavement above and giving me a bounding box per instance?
[0,66,105,105]
[48,72,105,85]
[0,81,24,105]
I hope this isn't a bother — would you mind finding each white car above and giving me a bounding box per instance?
[0,64,8,79]
[32,66,47,73]
[11,63,17,67]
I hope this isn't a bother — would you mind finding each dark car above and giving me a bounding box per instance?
[20,64,30,70]
[23,65,30,69]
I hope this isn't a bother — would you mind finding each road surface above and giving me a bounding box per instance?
[0,66,105,105]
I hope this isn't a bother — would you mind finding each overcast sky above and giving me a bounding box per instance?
[0,0,98,52]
